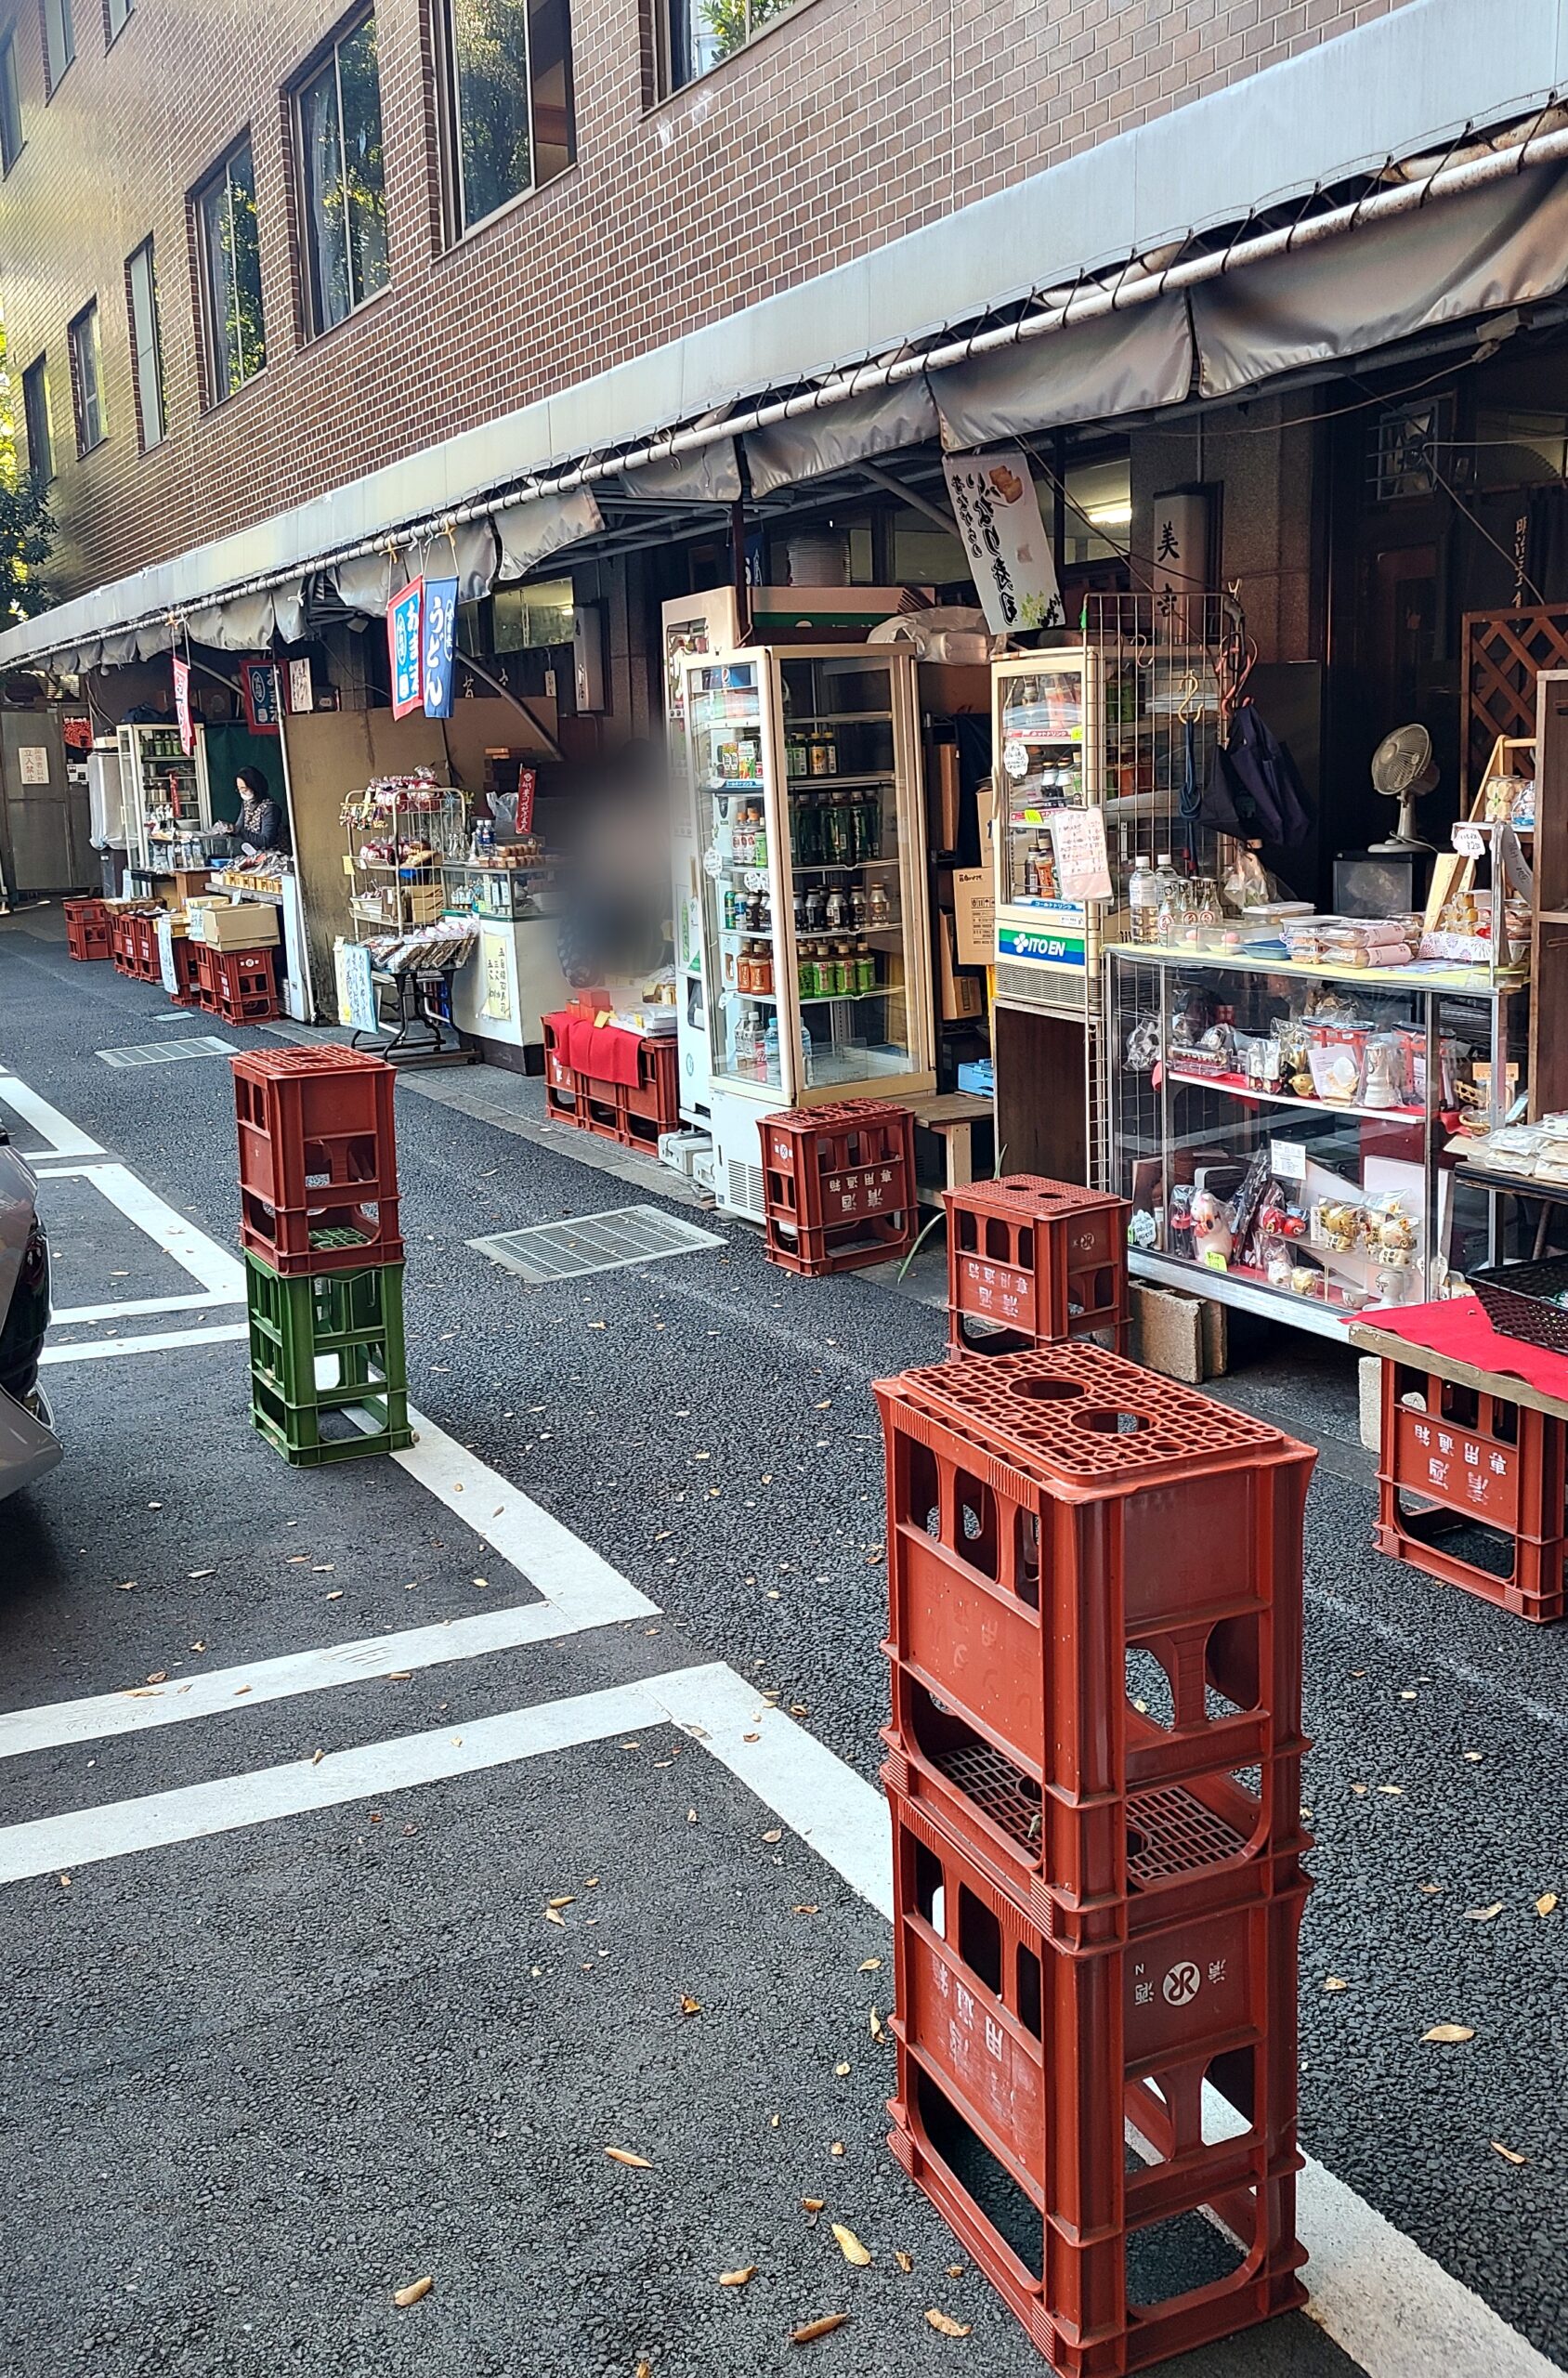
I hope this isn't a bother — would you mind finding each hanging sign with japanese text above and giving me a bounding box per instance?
[287,657,314,715]
[173,656,195,756]
[515,767,537,835]
[943,449,1063,635]
[241,660,280,736]
[388,578,425,719]
[421,577,458,719]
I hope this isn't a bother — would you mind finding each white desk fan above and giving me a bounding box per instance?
[1368,724,1438,850]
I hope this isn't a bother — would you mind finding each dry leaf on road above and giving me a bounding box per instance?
[1421,2023,1476,2044]
[858,1957,882,1973]
[1535,1892,1559,1916]
[869,2008,885,2041]
[801,2198,824,2214]
[392,2277,433,2306]
[605,2147,654,2168]
[718,2266,756,2287]
[544,1907,566,1927]
[1491,2141,1528,2165]
[791,2314,849,2345]
[925,2308,972,2337]
[1323,1977,1350,1993]
[679,1996,702,2017]
[762,1829,783,1844]
[894,2251,913,2274]
[1463,1904,1504,1922]
[831,2224,871,2267]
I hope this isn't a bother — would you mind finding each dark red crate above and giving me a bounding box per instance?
[231,1047,398,1212]
[875,1345,1313,1939]
[1374,1356,1567,1623]
[167,933,200,1006]
[198,943,281,1024]
[947,1175,1130,1355]
[111,913,141,974]
[885,1784,1306,2378]
[761,1100,918,1275]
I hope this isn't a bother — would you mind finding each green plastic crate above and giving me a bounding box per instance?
[245,1251,407,1410]
[249,1363,412,1466]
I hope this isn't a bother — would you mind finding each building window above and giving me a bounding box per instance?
[21,356,52,485]
[435,0,575,239]
[0,34,23,170]
[106,0,133,40]
[194,137,267,403]
[42,0,73,92]
[658,0,799,95]
[295,11,389,336]
[125,240,165,449]
[68,301,106,452]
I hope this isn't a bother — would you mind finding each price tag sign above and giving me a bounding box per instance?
[1050,808,1113,901]
[1270,1138,1308,1182]
[1453,822,1486,857]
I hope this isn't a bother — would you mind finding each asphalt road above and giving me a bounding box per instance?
[1,907,1562,2378]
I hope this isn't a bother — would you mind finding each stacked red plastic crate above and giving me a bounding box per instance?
[760,1101,917,1276]
[1375,1355,1567,1623]
[191,940,281,1023]
[64,898,112,961]
[874,1341,1315,2375]
[946,1175,1131,1355]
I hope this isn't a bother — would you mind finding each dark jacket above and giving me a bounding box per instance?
[236,794,284,853]
[1201,701,1312,848]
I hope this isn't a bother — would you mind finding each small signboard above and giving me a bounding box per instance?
[387,578,425,719]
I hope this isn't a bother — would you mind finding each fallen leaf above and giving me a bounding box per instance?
[325,1590,343,1601]
[1463,1903,1504,1922]
[114,1580,135,1591]
[744,1732,761,1744]
[1378,1784,1405,1797]
[544,1908,566,1927]
[894,2250,913,2274]
[793,1904,820,1916]
[1323,1976,1350,1993]
[548,1894,576,1909]
[234,1686,251,1698]
[58,1873,71,1888]
[311,1750,324,1766]
[802,2198,825,2213]
[869,2008,885,2041]
[831,2223,870,2267]
[718,2265,756,2287]
[1418,1882,1445,1895]
[925,2309,971,2338]
[858,1958,882,1973]
[1535,1892,1558,1916]
[679,1995,702,2018]
[146,1671,166,1684]
[1421,2023,1475,2044]
[392,2277,433,2306]
[605,2147,653,2169]
[762,1829,783,1845]
[188,1569,214,1580]
[1491,2140,1528,2166]
[1350,1783,1369,1797]
[1462,1750,1483,1763]
[830,2141,845,2158]
[635,2365,651,2378]
[387,1671,412,1682]
[791,2314,849,2344]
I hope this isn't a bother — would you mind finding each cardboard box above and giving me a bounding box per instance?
[952,868,995,967]
[189,902,280,950]
[937,910,983,1019]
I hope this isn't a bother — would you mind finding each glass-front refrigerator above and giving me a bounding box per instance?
[684,647,934,1220]
[990,650,1105,1015]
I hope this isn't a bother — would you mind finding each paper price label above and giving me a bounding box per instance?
[1453,823,1486,857]
[1270,1138,1308,1182]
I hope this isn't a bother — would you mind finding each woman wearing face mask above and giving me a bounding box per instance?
[230,765,286,856]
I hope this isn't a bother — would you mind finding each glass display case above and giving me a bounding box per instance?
[117,723,212,873]
[1105,943,1526,1336]
[441,857,557,921]
[684,646,934,1214]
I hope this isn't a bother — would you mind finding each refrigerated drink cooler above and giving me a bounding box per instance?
[682,646,935,1221]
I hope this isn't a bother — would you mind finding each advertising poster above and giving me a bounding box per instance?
[387,578,425,718]
[173,656,195,756]
[422,577,458,719]
[943,449,1064,634]
[241,660,281,735]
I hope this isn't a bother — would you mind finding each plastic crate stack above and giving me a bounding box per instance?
[231,1046,411,1465]
[760,1101,917,1277]
[542,1012,679,1151]
[64,897,113,961]
[946,1175,1131,1357]
[874,1341,1315,2376]
[193,940,281,1022]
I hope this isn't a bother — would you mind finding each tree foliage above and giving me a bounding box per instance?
[0,325,52,627]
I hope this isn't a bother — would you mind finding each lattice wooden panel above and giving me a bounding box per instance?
[1464,607,1568,794]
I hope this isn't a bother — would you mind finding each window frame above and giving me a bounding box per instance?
[291,7,390,342]
[432,0,576,247]
[125,237,166,451]
[105,0,134,46]
[67,299,106,454]
[0,32,23,170]
[21,355,52,486]
[652,0,811,103]
[192,135,268,408]
[41,0,74,95]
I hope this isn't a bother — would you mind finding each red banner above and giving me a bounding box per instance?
[173,656,194,756]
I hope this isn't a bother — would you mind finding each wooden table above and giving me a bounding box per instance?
[908,1091,996,1208]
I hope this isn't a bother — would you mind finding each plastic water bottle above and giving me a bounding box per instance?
[799,1021,815,1088]
[1128,856,1156,945]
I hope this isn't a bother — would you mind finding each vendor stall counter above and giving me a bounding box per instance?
[442,857,566,1059]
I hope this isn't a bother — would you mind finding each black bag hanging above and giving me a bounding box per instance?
[1202,698,1313,847]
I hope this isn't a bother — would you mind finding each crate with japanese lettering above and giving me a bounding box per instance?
[1374,1357,1567,1623]
[946,1176,1130,1356]
[64,897,112,961]
[111,909,142,976]
[884,1781,1308,2378]
[760,1100,918,1277]
[876,1343,1314,1943]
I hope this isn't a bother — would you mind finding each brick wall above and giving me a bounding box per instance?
[0,0,1410,604]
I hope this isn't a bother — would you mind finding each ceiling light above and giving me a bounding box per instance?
[1086,503,1132,526]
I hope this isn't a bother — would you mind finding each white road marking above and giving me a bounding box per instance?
[53,1290,233,1326]
[4,1070,1557,2378]
[394,1409,657,1628]
[38,1161,246,1300]
[39,1322,250,1364]
[0,1601,619,1758]
[0,1070,103,1159]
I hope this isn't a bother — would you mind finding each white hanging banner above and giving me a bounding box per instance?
[942,450,1063,635]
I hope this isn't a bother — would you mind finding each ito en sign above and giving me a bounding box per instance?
[942,448,1064,635]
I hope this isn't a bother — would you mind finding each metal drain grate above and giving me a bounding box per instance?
[97,1037,239,1067]
[471,1203,725,1283]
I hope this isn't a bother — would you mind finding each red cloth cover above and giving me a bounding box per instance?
[1366,1293,1568,1400]
[544,1011,646,1089]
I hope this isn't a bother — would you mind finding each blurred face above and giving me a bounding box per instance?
[236,777,248,800]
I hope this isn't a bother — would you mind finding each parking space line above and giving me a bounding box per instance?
[0,1600,612,1758]
[40,1322,251,1364]
[54,1291,236,1326]
[38,1162,246,1300]
[0,1070,103,1159]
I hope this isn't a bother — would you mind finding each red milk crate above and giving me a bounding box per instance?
[64,898,112,961]
[167,931,200,1006]
[761,1100,918,1276]
[616,1035,678,1149]
[885,1785,1307,2378]
[1374,1355,1567,1623]
[876,1344,1313,1940]
[231,1047,400,1277]
[200,943,281,1024]
[947,1175,1130,1355]
[111,912,140,975]
[542,1015,579,1123]
[132,912,161,981]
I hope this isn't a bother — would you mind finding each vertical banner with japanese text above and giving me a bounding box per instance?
[387,578,425,719]
[942,450,1063,635]
[421,577,458,719]
[173,656,195,756]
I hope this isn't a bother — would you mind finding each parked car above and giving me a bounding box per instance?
[0,1131,60,1501]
